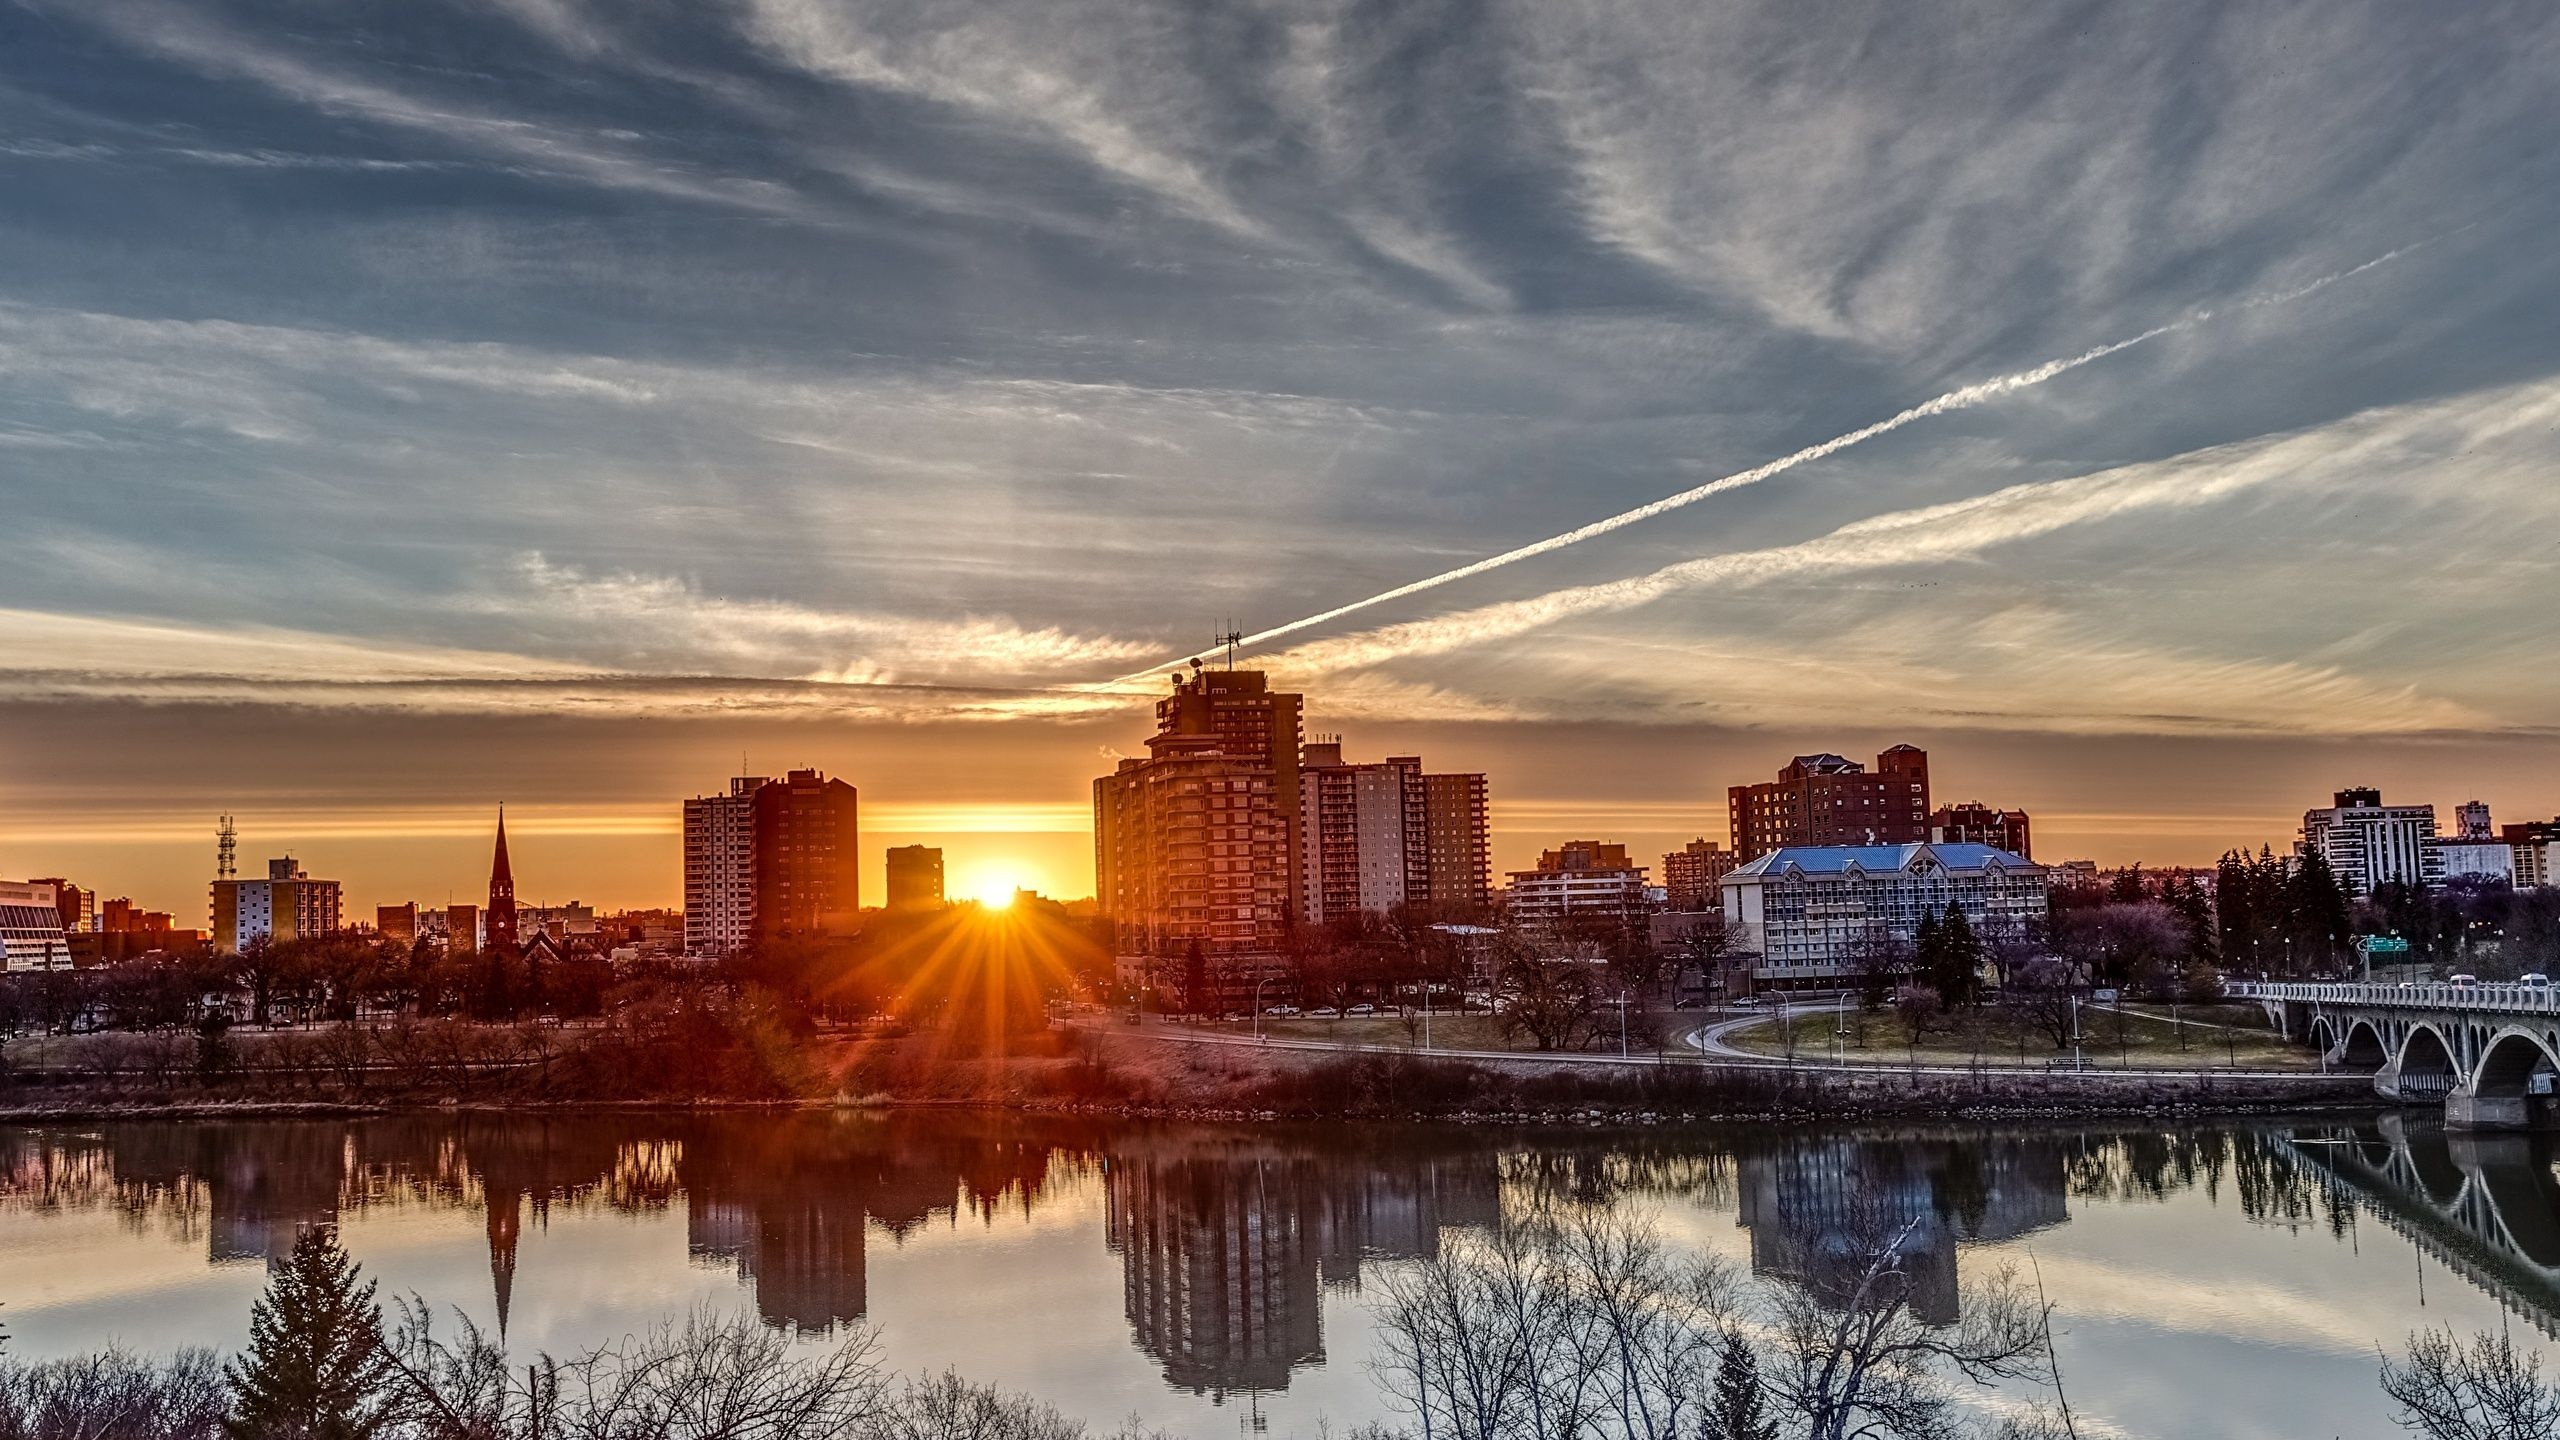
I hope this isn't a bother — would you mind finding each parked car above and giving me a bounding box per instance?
[1308,1006,1341,1019]
[1345,1003,1377,1016]
[1265,1004,1300,1016]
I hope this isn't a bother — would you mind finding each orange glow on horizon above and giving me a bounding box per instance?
[953,859,1038,908]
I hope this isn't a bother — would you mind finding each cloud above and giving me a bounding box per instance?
[1261,371,2560,734]
[35,0,819,219]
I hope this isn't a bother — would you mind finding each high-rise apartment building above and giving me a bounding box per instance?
[377,903,417,940]
[752,769,861,942]
[1298,743,1422,924]
[1093,668,1306,962]
[0,880,73,972]
[1294,742,1495,925]
[1419,772,1492,911]
[1661,839,1737,911]
[2300,787,2440,898]
[1927,802,2033,861]
[447,903,482,951]
[2457,800,2494,840]
[684,775,767,957]
[1503,840,1650,929]
[1729,746,1931,861]
[886,845,945,911]
[211,857,343,954]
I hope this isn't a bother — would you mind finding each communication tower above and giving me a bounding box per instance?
[216,814,237,879]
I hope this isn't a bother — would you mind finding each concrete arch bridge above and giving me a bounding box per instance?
[2230,981,2560,1131]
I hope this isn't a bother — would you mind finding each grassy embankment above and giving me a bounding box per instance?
[1721,1002,2315,1071]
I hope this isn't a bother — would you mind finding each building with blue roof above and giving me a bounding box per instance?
[1721,842,2047,985]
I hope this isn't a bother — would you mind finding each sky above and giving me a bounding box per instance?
[3,0,2558,917]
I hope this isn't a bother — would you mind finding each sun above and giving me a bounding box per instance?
[957,864,1029,909]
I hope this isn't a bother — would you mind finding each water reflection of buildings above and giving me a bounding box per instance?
[1104,1138,1502,1397]
[2280,1115,2560,1339]
[0,1116,1074,1343]
[1737,1135,2069,1324]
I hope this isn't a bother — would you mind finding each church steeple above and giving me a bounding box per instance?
[486,805,519,954]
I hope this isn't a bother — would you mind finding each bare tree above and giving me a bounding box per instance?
[1762,1210,2054,1440]
[2381,1327,2560,1440]
[1368,1206,2057,1440]
[1495,949,1601,1053]
[0,1348,229,1440]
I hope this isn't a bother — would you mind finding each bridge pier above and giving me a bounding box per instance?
[2447,1087,2560,1132]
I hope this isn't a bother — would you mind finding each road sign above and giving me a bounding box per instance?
[2359,936,2411,954]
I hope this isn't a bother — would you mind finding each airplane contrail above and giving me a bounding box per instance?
[1102,241,2430,686]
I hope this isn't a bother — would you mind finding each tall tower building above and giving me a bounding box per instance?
[1094,668,1301,962]
[1418,772,1492,911]
[485,808,519,955]
[1298,742,1421,924]
[1728,745,1931,861]
[752,769,861,941]
[684,775,767,957]
[885,845,945,911]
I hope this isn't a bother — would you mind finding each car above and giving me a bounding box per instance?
[1345,1003,1377,1016]
[1308,1006,1341,1019]
[2449,974,2479,986]
[2523,973,2551,987]
[1730,996,1762,1008]
[1264,1004,1300,1017]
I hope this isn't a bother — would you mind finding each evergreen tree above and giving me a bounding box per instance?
[2168,872,2217,962]
[2283,848,2352,973]
[1935,904,1984,1004]
[1180,939,1208,1016]
[1913,908,1943,995]
[2108,862,2148,903]
[1707,1333,1778,1440]
[224,1227,395,1440]
[2214,850,2253,963]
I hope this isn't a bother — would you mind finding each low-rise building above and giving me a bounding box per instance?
[1720,843,2047,986]
[0,880,73,972]
[1504,840,1650,930]
[211,857,344,954]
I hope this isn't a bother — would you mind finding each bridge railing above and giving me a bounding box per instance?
[2228,980,2560,1014]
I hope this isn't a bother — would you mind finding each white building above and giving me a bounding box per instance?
[1504,840,1650,929]
[0,880,72,972]
[682,774,766,958]
[2299,788,2441,897]
[1720,843,2047,985]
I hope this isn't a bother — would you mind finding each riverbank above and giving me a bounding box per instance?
[0,1021,2377,1123]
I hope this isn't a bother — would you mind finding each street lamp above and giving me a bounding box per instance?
[1253,976,1272,1042]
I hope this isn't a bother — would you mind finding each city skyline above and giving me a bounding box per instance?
[7,3,2560,916]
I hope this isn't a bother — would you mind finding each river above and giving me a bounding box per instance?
[3,1112,2553,1439]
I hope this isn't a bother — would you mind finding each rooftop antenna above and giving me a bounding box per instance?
[1216,621,1244,670]
[216,815,237,880]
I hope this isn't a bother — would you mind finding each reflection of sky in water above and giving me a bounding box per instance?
[0,1118,2542,1440]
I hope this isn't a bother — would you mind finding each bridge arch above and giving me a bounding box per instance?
[2473,1028,2560,1100]
[2338,1018,2388,1070]
[2396,1024,2460,1102]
